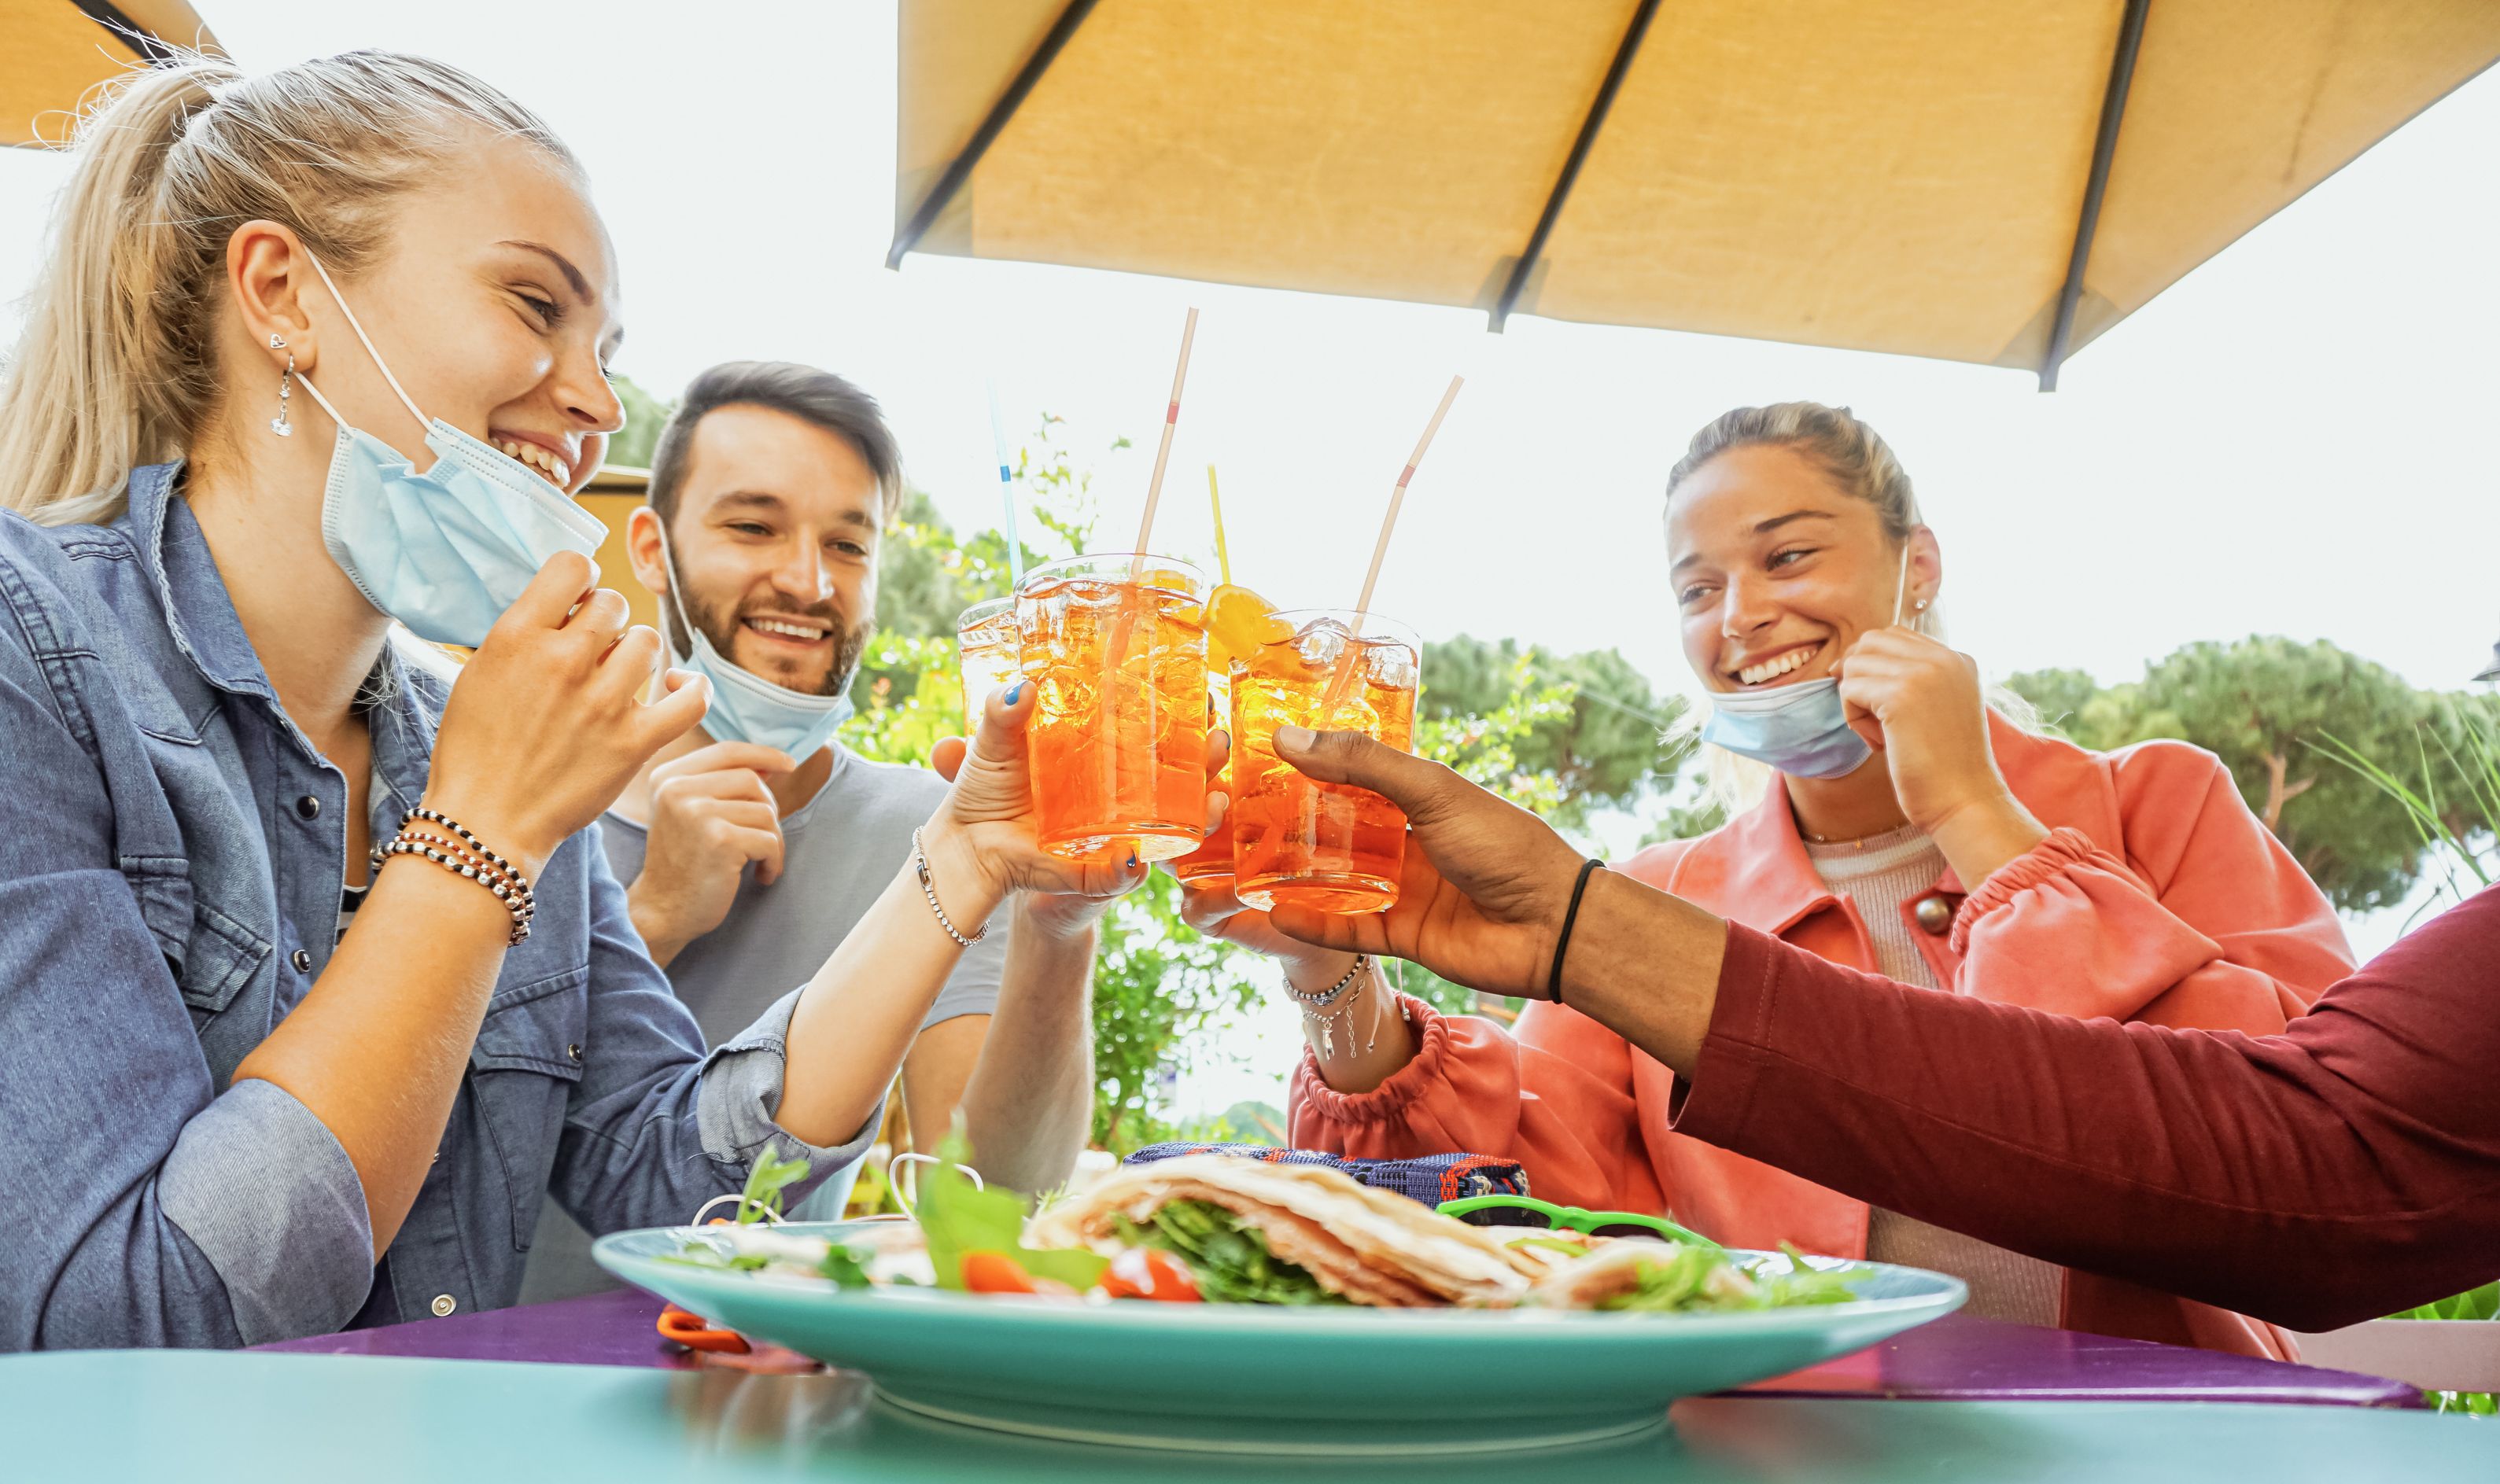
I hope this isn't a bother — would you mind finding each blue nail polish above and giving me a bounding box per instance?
[1004,682,1024,706]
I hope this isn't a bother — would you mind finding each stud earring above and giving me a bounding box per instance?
[1915,598,1929,612]
[271,344,294,438]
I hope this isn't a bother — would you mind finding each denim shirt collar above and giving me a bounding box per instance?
[126,462,278,707]
[124,460,441,810]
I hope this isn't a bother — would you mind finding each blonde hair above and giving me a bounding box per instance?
[0,50,577,525]
[1661,401,2034,818]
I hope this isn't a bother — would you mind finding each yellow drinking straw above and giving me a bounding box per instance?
[1207,465,1232,586]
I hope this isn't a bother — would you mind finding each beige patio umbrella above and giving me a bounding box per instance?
[3,0,223,146]
[891,1,2499,388]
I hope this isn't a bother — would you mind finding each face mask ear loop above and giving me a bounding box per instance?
[653,521,702,664]
[301,248,433,440]
[289,366,352,436]
[1891,539,1914,628]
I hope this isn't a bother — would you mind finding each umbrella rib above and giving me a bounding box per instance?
[886,0,1102,271]
[1488,0,1663,334]
[2039,0,2154,392]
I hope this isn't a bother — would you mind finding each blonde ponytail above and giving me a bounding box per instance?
[0,50,577,524]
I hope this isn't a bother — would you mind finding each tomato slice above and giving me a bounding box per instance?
[960,1250,1041,1294]
[1100,1246,1203,1302]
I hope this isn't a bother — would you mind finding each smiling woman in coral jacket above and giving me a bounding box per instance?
[1184,402,2354,1358]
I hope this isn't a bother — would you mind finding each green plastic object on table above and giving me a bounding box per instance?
[593,1219,1959,1452]
[2,1350,2492,1482]
[1437,1193,1718,1247]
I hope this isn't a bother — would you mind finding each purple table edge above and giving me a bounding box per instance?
[256,1286,2424,1409]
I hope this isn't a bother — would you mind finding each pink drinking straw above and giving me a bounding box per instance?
[1127,307,1200,579]
[1321,374,1465,709]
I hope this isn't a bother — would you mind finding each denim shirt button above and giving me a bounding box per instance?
[430,1294,458,1317]
[290,948,313,974]
[294,794,320,820]
[566,1043,583,1062]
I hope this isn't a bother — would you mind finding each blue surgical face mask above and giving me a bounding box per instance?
[1700,679,1874,779]
[293,252,608,649]
[655,526,855,760]
[1697,541,1914,781]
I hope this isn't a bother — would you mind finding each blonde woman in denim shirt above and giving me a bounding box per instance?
[0,53,1177,1350]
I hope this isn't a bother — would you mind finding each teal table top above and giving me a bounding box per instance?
[4,1350,2489,1482]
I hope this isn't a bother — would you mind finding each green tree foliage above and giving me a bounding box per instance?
[604,373,675,470]
[2006,637,2443,912]
[1086,873,1264,1154]
[1419,637,1687,830]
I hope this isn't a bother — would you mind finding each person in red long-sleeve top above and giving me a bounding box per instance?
[1189,404,2349,1357]
[1264,724,2500,1334]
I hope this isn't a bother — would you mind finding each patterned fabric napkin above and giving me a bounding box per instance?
[1121,1142,1529,1208]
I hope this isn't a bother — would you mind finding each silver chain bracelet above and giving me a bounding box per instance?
[1286,955,1408,1059]
[911,827,988,948]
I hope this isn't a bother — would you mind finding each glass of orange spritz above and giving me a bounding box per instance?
[1229,609,1420,914]
[953,597,1021,735]
[1014,554,1210,861]
[1168,583,1292,890]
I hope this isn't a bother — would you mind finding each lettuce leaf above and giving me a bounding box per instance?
[1115,1200,1348,1306]
[1596,1242,1864,1313]
[918,1129,1109,1291]
[737,1142,812,1224]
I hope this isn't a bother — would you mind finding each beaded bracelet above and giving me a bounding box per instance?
[371,809,536,945]
[388,828,537,924]
[405,808,522,881]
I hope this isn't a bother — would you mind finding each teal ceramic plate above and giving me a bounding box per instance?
[596,1221,1964,1455]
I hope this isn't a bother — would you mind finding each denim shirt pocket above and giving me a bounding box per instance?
[171,900,273,1021]
[469,966,589,1250]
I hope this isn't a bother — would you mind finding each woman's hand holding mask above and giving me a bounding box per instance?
[1832,627,2048,886]
[426,551,710,877]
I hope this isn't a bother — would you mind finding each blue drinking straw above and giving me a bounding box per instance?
[987,381,1025,587]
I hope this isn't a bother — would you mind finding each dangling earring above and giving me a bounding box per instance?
[268,333,294,438]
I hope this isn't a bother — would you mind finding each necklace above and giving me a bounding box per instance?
[1798,819,1917,849]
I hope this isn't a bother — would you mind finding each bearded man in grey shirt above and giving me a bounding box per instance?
[522,363,1104,1302]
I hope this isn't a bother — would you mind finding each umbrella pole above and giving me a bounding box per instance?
[887,0,1102,270]
[1488,0,1663,333]
[2039,0,2154,391]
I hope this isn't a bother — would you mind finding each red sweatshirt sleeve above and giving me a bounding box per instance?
[1674,887,2500,1332]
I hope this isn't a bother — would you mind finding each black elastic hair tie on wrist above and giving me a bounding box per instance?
[1548,858,1606,1005]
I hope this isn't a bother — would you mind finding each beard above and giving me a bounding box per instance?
[669,584,876,699]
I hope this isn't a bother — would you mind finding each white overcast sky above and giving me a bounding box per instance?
[3,2,2491,1098]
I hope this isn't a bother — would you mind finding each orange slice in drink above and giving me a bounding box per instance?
[1205,584,1291,669]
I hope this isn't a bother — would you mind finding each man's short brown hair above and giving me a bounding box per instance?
[644,361,904,532]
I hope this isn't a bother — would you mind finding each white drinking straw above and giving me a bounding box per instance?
[1347,374,1464,620]
[1127,307,1200,579]
[1320,375,1465,709]
[987,381,1024,587]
